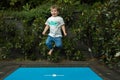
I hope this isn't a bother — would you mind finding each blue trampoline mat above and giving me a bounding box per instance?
[4,67,103,80]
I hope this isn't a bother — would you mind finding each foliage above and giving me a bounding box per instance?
[0,0,107,10]
[0,0,119,71]
[0,4,50,60]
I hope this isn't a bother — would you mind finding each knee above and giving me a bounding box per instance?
[46,41,52,49]
[56,44,62,48]
[46,41,51,48]
[46,41,49,46]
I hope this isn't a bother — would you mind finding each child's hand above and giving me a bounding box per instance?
[64,32,67,36]
[42,26,49,35]
[42,31,46,35]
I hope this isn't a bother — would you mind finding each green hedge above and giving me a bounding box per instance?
[0,0,120,65]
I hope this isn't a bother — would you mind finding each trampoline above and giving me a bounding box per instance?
[4,67,103,80]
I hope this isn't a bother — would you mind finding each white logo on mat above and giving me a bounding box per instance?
[44,74,64,77]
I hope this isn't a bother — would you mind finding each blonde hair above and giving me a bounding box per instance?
[50,5,60,12]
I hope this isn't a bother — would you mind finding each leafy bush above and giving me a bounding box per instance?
[0,0,119,67]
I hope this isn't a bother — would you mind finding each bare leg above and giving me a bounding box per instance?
[48,49,54,55]
[48,45,56,55]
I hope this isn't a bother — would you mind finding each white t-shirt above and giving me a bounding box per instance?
[45,16,65,37]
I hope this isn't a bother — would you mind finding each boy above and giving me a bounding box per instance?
[42,5,67,55]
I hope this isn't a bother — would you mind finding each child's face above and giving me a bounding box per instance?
[51,8,59,17]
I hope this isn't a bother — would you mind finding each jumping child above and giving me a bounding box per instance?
[42,5,67,55]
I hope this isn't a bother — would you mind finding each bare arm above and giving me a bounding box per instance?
[61,25,67,36]
[42,25,49,35]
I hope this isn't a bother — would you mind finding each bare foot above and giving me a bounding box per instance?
[48,49,53,55]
